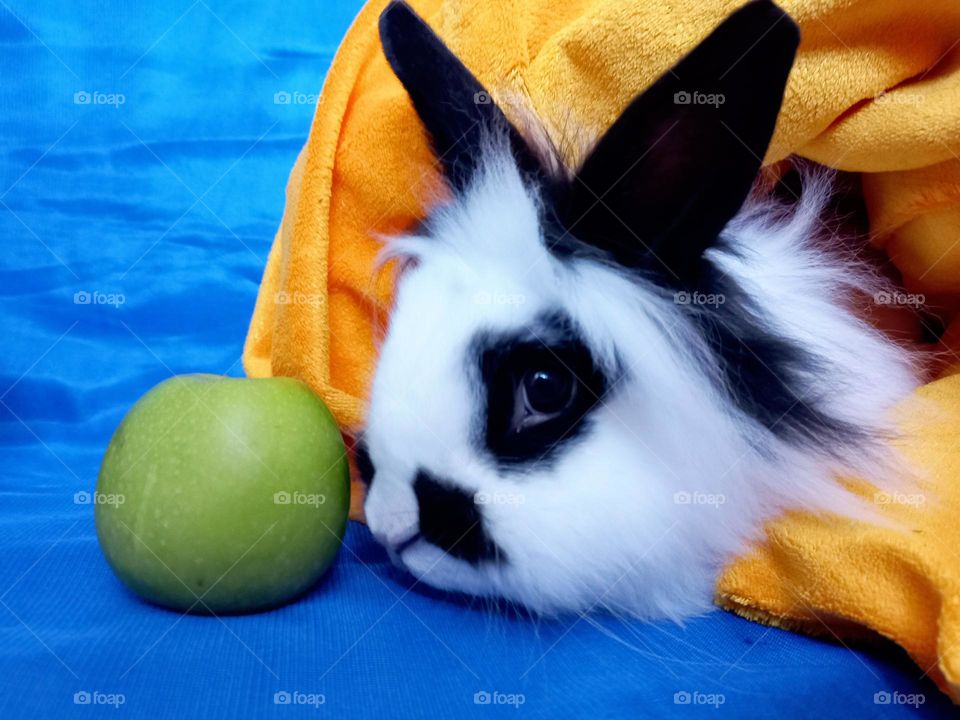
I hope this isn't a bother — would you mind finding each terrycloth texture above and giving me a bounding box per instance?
[716,377,960,702]
[242,0,960,700]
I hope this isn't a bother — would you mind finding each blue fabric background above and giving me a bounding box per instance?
[0,1,952,717]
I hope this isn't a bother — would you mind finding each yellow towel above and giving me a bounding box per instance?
[243,0,960,699]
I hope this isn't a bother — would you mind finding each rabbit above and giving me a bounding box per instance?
[357,0,921,619]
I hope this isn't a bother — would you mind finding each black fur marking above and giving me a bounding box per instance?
[378,1,543,193]
[694,259,872,451]
[354,437,375,486]
[551,0,799,288]
[474,312,609,469]
[413,471,500,565]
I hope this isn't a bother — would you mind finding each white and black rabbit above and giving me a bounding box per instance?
[357,0,920,619]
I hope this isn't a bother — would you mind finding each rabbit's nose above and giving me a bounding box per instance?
[413,471,501,565]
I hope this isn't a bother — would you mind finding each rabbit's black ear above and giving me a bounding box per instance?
[379,1,541,193]
[561,0,799,286]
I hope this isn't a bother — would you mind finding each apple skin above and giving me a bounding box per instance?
[95,374,350,613]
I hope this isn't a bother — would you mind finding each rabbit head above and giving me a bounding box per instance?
[359,1,918,619]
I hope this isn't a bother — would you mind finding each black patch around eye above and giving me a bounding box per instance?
[474,312,610,468]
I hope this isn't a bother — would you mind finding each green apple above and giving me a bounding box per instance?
[95,374,350,613]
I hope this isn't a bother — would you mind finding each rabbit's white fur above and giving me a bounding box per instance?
[362,148,919,619]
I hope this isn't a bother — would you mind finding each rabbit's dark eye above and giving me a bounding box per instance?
[475,312,610,468]
[518,364,576,422]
